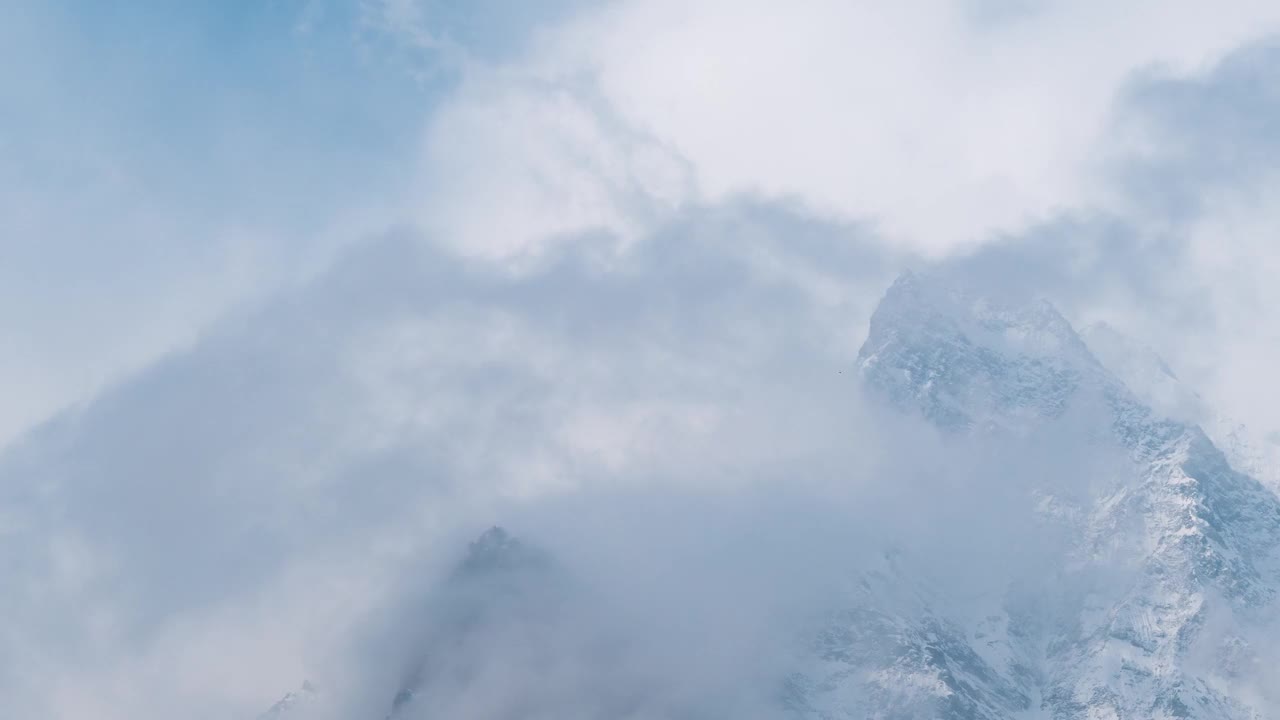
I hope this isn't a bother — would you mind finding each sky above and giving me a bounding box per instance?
[4,1,1280,718]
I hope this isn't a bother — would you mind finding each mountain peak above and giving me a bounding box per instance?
[388,527,565,719]
[857,271,1103,430]
[841,272,1280,720]
[868,271,1094,361]
[256,681,318,719]
[455,526,549,577]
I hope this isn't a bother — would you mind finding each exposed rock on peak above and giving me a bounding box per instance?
[455,526,550,578]
[386,526,568,719]
[256,681,317,719]
[858,271,1104,431]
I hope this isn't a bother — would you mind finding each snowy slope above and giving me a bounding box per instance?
[785,549,1039,720]
[1082,322,1280,496]
[256,682,318,720]
[829,271,1280,719]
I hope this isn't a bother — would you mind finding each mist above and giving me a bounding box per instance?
[0,203,1121,718]
[5,3,1280,719]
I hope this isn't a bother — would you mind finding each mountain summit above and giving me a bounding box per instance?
[822,271,1280,719]
[857,271,1106,432]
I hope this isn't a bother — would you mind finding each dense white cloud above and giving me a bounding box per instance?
[393,0,1280,448]
[412,76,693,260]
[408,0,1280,257]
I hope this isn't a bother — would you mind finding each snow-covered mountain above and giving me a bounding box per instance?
[257,527,569,720]
[256,682,318,720]
[260,271,1280,719]
[808,271,1280,719]
[1081,321,1280,496]
[384,526,572,720]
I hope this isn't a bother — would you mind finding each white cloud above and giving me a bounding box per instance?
[409,0,1280,258]
[412,74,692,260]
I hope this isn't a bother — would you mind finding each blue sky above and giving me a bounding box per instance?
[5,2,1280,717]
[1,0,427,442]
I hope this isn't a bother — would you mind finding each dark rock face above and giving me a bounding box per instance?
[454,526,552,579]
[386,526,569,720]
